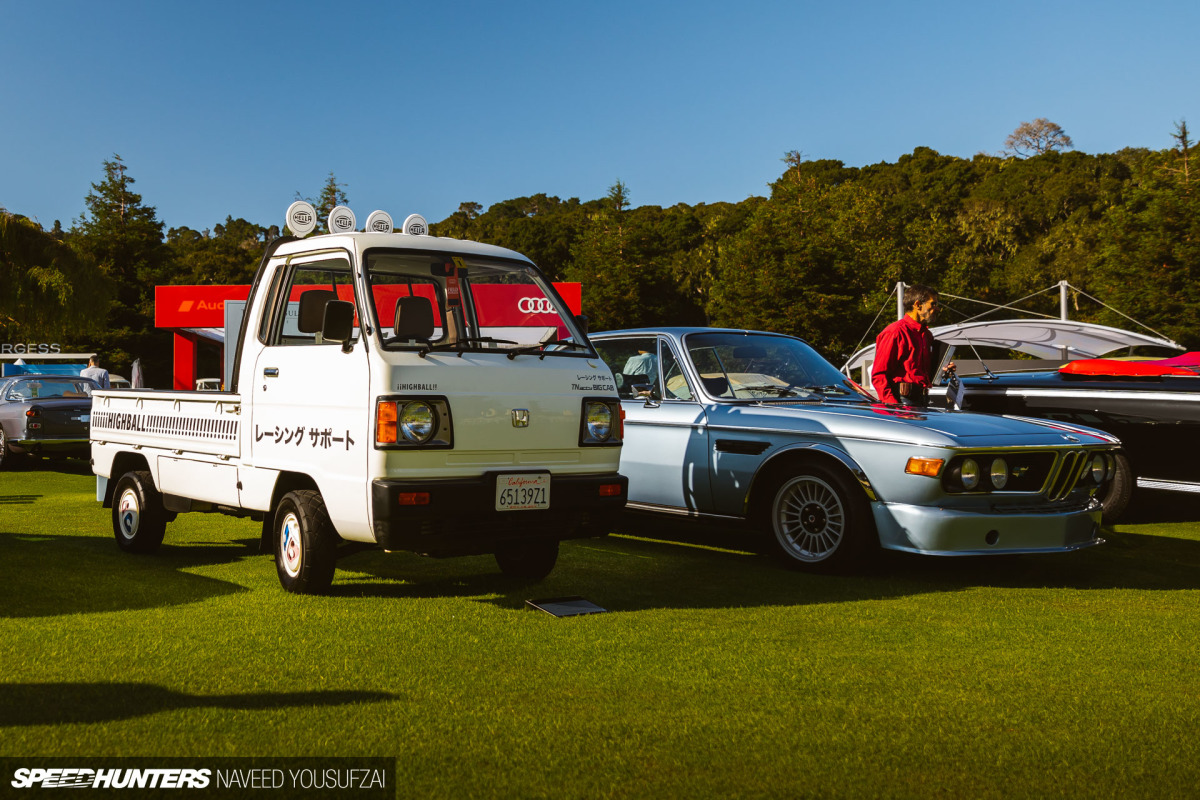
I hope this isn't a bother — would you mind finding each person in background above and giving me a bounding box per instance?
[81,355,111,389]
[871,285,945,406]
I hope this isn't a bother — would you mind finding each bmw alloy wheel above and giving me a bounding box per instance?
[772,474,846,563]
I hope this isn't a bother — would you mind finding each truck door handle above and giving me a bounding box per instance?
[263,368,279,378]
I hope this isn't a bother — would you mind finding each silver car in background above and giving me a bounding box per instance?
[591,328,1120,571]
[0,374,98,469]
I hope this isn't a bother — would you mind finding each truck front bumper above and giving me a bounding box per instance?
[873,499,1104,555]
[371,472,628,556]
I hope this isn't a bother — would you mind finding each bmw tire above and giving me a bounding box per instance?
[112,470,168,553]
[765,464,873,572]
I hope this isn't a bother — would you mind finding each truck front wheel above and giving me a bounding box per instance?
[494,539,559,581]
[112,470,167,553]
[274,490,337,595]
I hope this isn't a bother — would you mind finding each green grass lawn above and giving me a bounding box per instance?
[2,461,1199,798]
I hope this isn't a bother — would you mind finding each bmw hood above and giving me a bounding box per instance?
[728,400,1118,447]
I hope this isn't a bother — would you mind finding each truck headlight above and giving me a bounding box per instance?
[400,401,436,444]
[585,401,612,441]
[376,396,453,449]
[580,398,620,446]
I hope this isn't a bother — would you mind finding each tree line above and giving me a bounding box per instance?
[2,120,1197,385]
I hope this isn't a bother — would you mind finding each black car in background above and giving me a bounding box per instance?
[954,356,1200,521]
[0,374,99,469]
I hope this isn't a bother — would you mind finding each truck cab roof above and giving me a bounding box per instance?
[273,232,535,265]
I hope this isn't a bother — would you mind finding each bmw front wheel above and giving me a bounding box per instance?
[767,465,872,572]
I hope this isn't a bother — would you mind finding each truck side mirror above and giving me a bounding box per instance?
[322,300,356,352]
[575,314,589,334]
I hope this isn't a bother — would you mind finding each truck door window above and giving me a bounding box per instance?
[268,258,359,347]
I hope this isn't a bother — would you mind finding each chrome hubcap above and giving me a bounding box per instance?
[773,476,845,562]
[280,512,303,578]
[117,488,140,539]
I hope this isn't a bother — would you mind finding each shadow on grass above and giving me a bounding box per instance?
[329,510,1200,610]
[5,456,94,476]
[0,532,256,619]
[0,683,397,726]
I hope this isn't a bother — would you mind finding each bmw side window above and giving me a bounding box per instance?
[660,342,693,401]
[595,339,658,399]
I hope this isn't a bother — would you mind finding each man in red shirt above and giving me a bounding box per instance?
[871,285,943,406]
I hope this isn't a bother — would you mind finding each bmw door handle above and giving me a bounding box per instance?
[263,368,279,378]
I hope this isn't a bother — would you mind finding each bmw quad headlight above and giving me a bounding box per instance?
[990,457,1009,490]
[960,458,981,490]
[1090,453,1107,484]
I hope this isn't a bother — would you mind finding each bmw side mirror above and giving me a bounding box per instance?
[322,300,356,352]
[575,314,589,334]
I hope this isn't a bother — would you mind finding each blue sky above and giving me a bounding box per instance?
[2,0,1197,233]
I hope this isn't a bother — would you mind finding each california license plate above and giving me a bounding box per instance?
[496,473,550,511]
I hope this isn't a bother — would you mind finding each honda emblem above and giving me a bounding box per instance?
[511,409,530,428]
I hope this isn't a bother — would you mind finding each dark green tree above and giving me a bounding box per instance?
[70,155,170,382]
[0,212,113,342]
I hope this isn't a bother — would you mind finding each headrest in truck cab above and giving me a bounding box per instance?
[394,296,435,341]
[297,290,337,333]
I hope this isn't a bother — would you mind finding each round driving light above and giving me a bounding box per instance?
[990,458,1009,489]
[960,458,981,490]
[400,401,436,443]
[1091,453,1106,484]
[586,401,613,441]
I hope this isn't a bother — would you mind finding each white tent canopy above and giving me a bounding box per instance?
[843,319,1183,377]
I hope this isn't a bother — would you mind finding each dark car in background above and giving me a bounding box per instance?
[0,374,98,468]
[953,354,1200,521]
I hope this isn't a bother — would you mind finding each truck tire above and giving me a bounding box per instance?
[274,490,337,595]
[112,470,168,553]
[762,463,874,573]
[495,539,559,581]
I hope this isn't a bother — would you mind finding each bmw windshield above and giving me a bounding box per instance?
[684,332,872,402]
[364,251,593,357]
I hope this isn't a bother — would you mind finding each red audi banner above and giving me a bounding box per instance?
[155,283,582,329]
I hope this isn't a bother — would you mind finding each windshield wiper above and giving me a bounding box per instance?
[737,383,807,397]
[800,384,854,396]
[506,340,591,360]
[420,336,518,358]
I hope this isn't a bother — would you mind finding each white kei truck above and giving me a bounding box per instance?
[91,203,628,594]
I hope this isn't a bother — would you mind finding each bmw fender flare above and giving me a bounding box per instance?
[744,443,879,515]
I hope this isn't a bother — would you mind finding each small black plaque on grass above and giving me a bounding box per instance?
[525,596,607,617]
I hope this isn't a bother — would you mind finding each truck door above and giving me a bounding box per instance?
[250,253,372,540]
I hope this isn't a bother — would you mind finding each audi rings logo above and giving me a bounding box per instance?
[518,297,556,314]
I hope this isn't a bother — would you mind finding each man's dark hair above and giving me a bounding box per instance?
[903,284,939,312]
[88,355,101,366]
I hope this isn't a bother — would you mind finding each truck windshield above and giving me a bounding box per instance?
[364,251,592,357]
